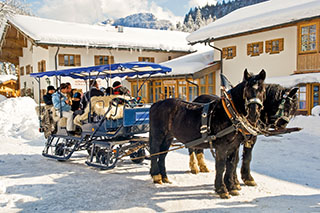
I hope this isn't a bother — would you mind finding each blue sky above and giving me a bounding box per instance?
[25,0,218,24]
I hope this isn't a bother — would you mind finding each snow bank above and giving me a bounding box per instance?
[0,97,41,140]
[0,74,17,83]
[287,114,320,136]
[311,105,320,116]
[0,94,6,102]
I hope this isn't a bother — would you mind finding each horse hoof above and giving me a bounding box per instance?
[191,168,200,174]
[235,184,241,190]
[229,190,240,196]
[162,177,172,184]
[244,180,257,186]
[152,174,163,184]
[219,192,231,199]
[199,166,210,173]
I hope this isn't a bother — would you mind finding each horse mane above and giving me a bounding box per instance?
[229,81,246,115]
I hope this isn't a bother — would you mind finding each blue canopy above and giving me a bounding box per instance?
[30,61,172,79]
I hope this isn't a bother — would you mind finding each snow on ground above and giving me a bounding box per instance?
[0,97,320,212]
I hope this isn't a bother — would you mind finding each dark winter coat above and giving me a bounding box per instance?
[43,93,53,105]
[80,87,104,110]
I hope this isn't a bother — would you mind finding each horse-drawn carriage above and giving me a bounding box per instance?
[31,62,171,170]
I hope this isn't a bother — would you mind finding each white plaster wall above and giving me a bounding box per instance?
[213,26,297,87]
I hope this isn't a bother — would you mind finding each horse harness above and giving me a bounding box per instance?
[185,89,262,150]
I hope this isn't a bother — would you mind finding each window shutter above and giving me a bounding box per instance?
[232,46,236,57]
[75,55,81,66]
[20,67,24,76]
[94,56,99,65]
[265,40,271,53]
[58,54,64,66]
[110,56,114,64]
[151,57,155,63]
[42,60,46,72]
[38,62,41,72]
[247,44,252,55]
[138,57,142,62]
[279,38,284,51]
[222,47,227,58]
[31,66,33,73]
[259,42,263,54]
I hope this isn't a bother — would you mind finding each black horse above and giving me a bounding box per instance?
[149,69,266,199]
[189,84,298,189]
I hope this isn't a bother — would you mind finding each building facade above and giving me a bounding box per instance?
[188,0,320,115]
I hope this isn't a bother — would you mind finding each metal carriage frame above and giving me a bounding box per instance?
[31,62,171,169]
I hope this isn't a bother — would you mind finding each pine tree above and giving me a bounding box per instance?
[194,8,204,30]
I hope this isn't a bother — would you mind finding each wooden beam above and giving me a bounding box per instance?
[2,47,23,57]
[0,55,19,65]
[4,37,27,48]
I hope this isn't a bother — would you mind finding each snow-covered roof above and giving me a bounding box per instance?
[159,49,214,76]
[187,0,320,43]
[266,72,320,88]
[8,15,195,52]
[0,74,17,83]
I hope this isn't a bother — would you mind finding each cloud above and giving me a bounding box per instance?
[188,0,217,8]
[37,0,182,24]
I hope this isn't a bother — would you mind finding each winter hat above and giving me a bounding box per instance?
[47,86,55,91]
[113,81,121,87]
[73,92,81,99]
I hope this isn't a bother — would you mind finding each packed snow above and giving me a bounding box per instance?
[187,0,320,43]
[0,97,320,212]
[266,72,320,88]
[0,74,17,84]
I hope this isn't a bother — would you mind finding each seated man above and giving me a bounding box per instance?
[112,81,130,96]
[43,86,55,105]
[52,83,75,135]
[80,80,104,110]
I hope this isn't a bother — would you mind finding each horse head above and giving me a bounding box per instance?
[270,87,298,129]
[242,69,266,126]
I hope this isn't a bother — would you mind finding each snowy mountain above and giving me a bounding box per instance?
[101,13,173,30]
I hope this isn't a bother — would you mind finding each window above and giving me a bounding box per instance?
[312,84,320,107]
[222,46,236,59]
[266,38,284,54]
[198,72,215,95]
[297,85,307,110]
[94,55,114,65]
[38,60,46,72]
[247,42,263,56]
[58,54,81,66]
[20,66,24,76]
[138,57,155,62]
[26,65,32,75]
[299,23,317,53]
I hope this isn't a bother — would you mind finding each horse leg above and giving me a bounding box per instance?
[224,146,240,196]
[215,148,230,199]
[196,149,210,173]
[232,149,241,191]
[188,148,199,174]
[149,134,164,184]
[158,136,173,183]
[241,138,257,186]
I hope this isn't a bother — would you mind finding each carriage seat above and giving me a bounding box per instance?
[73,95,131,127]
[35,105,66,126]
[51,107,67,127]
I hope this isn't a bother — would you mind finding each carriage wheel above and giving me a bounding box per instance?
[130,148,146,164]
[95,148,118,169]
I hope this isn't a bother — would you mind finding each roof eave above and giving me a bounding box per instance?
[189,15,320,45]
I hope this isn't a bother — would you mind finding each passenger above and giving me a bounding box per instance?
[52,83,76,135]
[65,82,73,103]
[105,87,114,96]
[71,92,81,111]
[43,85,55,105]
[80,80,104,110]
[112,81,130,96]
